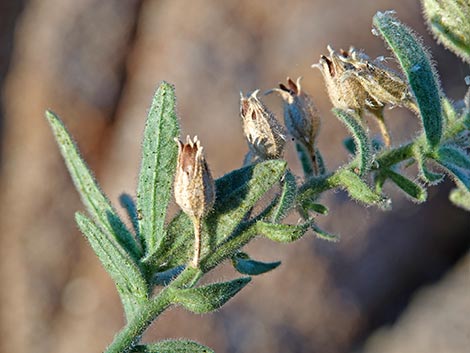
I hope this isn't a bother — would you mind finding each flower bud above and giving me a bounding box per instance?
[174,136,215,220]
[240,90,286,161]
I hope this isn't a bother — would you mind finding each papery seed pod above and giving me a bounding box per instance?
[174,136,215,220]
[341,47,418,114]
[240,90,286,161]
[267,77,321,174]
[313,45,374,113]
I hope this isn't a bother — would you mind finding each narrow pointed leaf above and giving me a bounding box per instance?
[302,200,329,215]
[170,277,251,314]
[385,169,427,202]
[449,188,470,211]
[438,144,470,169]
[152,265,186,287]
[333,108,372,175]
[137,82,180,255]
[270,169,297,223]
[133,340,214,353]
[373,11,443,148]
[296,143,314,176]
[333,169,390,208]
[75,213,147,319]
[46,111,141,261]
[311,224,339,242]
[256,221,310,243]
[232,252,281,275]
[119,193,140,238]
[414,145,444,184]
[435,159,470,190]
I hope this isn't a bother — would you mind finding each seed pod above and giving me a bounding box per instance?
[341,47,418,114]
[313,45,374,113]
[174,136,215,220]
[240,90,286,161]
[267,77,321,173]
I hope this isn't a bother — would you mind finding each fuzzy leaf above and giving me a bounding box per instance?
[133,340,214,353]
[333,169,390,208]
[152,265,186,287]
[256,221,310,243]
[152,160,287,269]
[46,111,141,261]
[435,159,470,190]
[373,11,443,148]
[438,144,470,169]
[119,193,140,239]
[296,143,314,176]
[302,200,329,215]
[333,109,372,175]
[270,169,297,223]
[232,252,281,275]
[384,169,427,202]
[311,223,339,242]
[170,277,251,314]
[422,0,470,63]
[137,82,180,255]
[449,188,470,211]
[75,213,147,319]
[414,145,445,184]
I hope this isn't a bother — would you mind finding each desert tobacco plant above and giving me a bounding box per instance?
[46,7,470,353]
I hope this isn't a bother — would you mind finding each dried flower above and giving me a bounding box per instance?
[267,77,321,174]
[174,136,215,267]
[314,45,418,146]
[240,90,286,161]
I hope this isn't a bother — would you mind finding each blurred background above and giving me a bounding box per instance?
[0,0,469,352]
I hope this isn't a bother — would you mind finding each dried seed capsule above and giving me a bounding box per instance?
[174,136,215,219]
[240,90,286,161]
[342,47,418,114]
[267,77,321,174]
[313,45,374,113]
[174,136,215,267]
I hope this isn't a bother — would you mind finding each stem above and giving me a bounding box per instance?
[191,216,202,267]
[105,289,172,353]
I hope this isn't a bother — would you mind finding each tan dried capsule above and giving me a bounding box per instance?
[267,77,321,174]
[174,136,215,267]
[313,45,374,113]
[341,47,418,114]
[240,90,286,162]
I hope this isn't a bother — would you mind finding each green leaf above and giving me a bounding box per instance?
[119,193,140,239]
[296,143,314,177]
[152,160,287,269]
[75,213,148,319]
[438,144,470,169]
[422,0,470,63]
[333,169,390,209]
[137,82,180,255]
[232,252,281,275]
[435,158,470,190]
[302,200,329,215]
[373,11,443,148]
[384,169,427,202]
[270,169,297,223]
[333,109,372,175]
[46,111,141,261]
[449,187,470,211]
[170,277,251,314]
[256,221,310,243]
[311,223,339,242]
[133,340,214,353]
[152,265,185,287]
[413,145,445,184]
